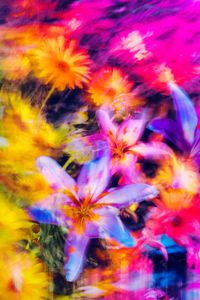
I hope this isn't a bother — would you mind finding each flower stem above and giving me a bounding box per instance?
[39,85,55,116]
[62,156,74,170]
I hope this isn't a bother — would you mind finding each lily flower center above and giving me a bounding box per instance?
[78,205,92,220]
[62,199,102,234]
[112,141,128,159]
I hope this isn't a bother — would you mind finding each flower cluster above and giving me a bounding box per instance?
[0,0,199,299]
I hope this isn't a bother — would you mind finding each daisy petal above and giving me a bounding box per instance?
[98,184,158,208]
[36,156,76,192]
[77,155,110,201]
[64,232,89,282]
[169,82,198,145]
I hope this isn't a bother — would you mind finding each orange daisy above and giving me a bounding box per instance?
[87,67,141,112]
[31,36,91,91]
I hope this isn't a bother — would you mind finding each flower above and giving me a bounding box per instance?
[0,252,49,300]
[153,155,199,197]
[79,254,162,300]
[145,201,200,248]
[31,36,91,91]
[0,50,31,81]
[111,30,150,62]
[96,109,172,181]
[15,173,54,204]
[149,82,200,165]
[187,244,200,274]
[8,0,56,21]
[60,0,112,35]
[109,8,200,91]
[0,92,66,200]
[29,155,158,281]
[160,188,194,211]
[87,67,141,111]
[0,92,65,175]
[0,194,30,250]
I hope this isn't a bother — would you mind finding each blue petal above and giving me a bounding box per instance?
[95,207,135,247]
[190,129,200,165]
[28,207,58,225]
[64,233,89,282]
[104,214,135,247]
[148,118,190,152]
[169,82,198,145]
[28,193,70,226]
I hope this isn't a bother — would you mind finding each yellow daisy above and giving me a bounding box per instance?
[0,92,65,174]
[152,155,199,196]
[160,188,193,211]
[0,92,65,197]
[0,252,50,300]
[0,51,31,81]
[15,173,53,204]
[0,194,30,250]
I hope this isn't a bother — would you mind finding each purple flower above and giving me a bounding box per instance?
[29,155,158,281]
[149,83,200,165]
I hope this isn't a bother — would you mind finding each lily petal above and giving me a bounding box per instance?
[85,221,100,238]
[98,184,158,208]
[77,155,110,201]
[64,232,89,282]
[117,153,139,182]
[85,133,109,158]
[169,82,198,145]
[95,206,135,247]
[147,239,168,261]
[78,285,106,297]
[148,118,190,152]
[96,109,117,137]
[118,118,146,146]
[36,156,76,192]
[132,142,173,160]
[28,193,70,226]
[190,129,200,166]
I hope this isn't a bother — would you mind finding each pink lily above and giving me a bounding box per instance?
[96,109,172,181]
[29,155,158,281]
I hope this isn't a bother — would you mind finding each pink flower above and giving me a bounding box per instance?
[145,198,200,248]
[97,109,172,181]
